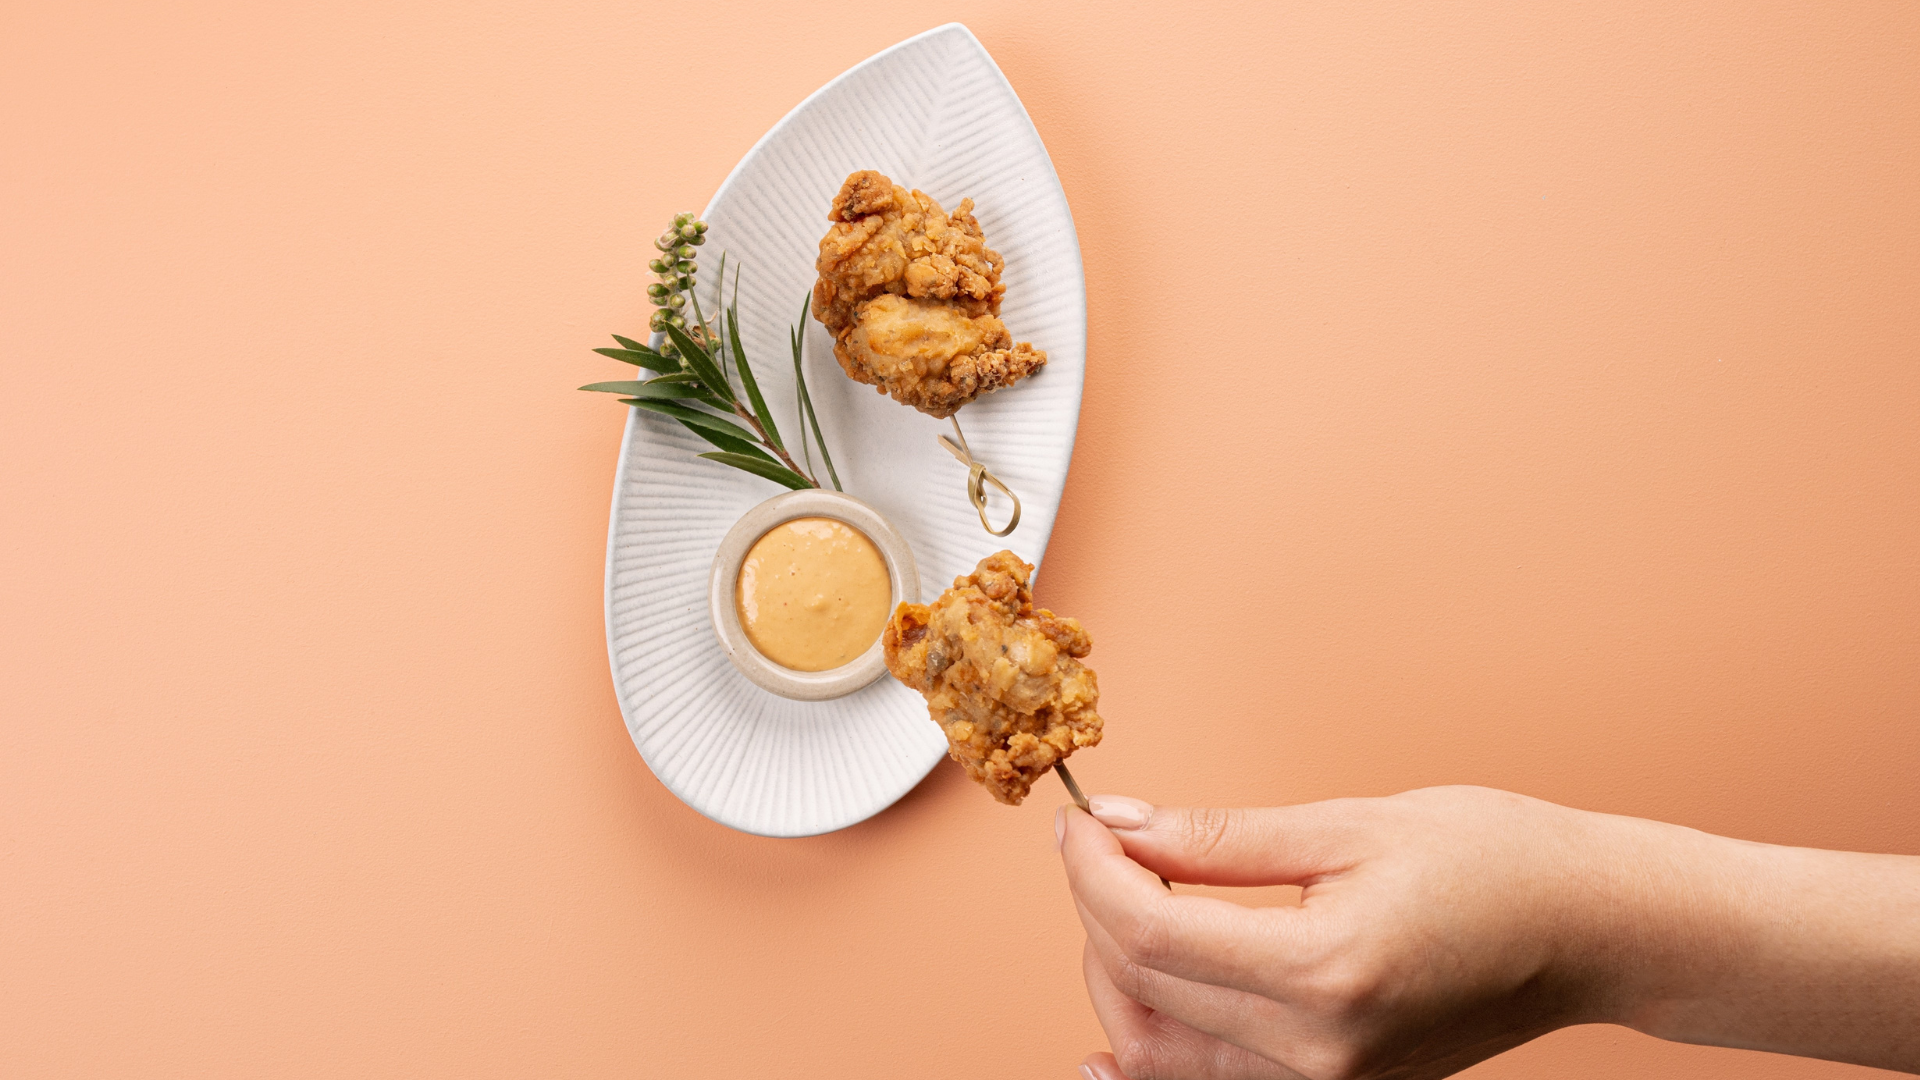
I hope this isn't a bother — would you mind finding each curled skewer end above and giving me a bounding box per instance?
[939,416,1022,536]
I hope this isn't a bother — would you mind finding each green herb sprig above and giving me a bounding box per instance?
[582,213,840,492]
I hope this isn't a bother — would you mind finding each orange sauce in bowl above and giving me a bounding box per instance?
[735,517,891,671]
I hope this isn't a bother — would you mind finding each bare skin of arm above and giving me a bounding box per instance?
[1056,786,1920,1080]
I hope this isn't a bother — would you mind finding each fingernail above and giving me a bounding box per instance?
[1087,795,1153,830]
[1079,1066,1097,1080]
[1054,805,1067,851]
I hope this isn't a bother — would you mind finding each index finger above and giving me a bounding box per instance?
[1061,806,1308,996]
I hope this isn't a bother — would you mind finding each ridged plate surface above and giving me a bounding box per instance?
[604,23,1086,836]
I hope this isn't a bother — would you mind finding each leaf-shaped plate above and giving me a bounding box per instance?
[604,23,1086,836]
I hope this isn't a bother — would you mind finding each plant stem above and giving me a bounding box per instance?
[728,401,818,487]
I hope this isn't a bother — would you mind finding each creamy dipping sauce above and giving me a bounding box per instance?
[736,517,891,672]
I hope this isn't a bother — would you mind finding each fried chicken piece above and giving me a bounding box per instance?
[812,170,1047,419]
[813,171,1003,332]
[883,551,1100,805]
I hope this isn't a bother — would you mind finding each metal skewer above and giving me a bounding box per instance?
[1056,761,1171,890]
[1054,761,1089,812]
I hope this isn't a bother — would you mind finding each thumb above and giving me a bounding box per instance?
[1084,795,1366,887]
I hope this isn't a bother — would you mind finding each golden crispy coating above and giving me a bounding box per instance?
[812,170,1046,419]
[883,551,1100,805]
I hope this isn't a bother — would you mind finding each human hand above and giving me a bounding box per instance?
[1059,786,1620,1079]
[1057,785,1920,1079]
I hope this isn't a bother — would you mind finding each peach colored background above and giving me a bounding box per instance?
[4,1,1916,1076]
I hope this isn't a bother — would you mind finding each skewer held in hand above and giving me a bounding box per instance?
[1056,762,1172,891]
[1054,761,1089,812]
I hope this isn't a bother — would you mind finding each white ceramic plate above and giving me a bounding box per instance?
[603,23,1086,836]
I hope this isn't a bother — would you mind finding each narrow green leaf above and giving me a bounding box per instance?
[627,397,759,445]
[790,324,812,475]
[620,401,761,451]
[697,452,813,490]
[684,252,730,394]
[584,380,705,399]
[663,324,735,406]
[728,305,786,454]
[707,251,727,338]
[792,293,842,492]
[612,334,688,371]
[680,421,775,461]
[644,370,733,410]
[593,346,679,373]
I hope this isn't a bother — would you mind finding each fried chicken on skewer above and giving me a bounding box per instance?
[812,171,1047,420]
[882,551,1101,805]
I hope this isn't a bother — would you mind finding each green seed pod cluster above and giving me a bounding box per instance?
[647,212,708,354]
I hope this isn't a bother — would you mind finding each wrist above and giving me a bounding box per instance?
[1557,813,1920,1070]
[1543,809,1752,1032]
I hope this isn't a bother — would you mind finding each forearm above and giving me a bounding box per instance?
[1582,813,1920,1072]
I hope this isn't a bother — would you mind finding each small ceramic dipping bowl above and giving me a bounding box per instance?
[709,489,920,701]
